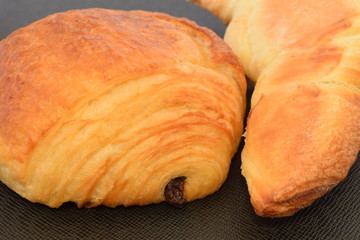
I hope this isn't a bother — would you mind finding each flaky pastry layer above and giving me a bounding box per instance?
[192,0,360,217]
[0,9,246,208]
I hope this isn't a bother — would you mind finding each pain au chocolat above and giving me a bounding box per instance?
[0,8,246,208]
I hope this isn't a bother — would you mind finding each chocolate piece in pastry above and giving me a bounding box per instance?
[0,8,246,208]
[192,0,360,217]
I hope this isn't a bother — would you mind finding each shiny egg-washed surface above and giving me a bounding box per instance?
[0,8,246,207]
[0,0,359,239]
[193,0,360,217]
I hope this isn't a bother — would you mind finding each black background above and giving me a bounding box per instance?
[0,1,359,239]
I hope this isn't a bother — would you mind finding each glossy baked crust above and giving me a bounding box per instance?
[0,8,246,208]
[192,0,360,217]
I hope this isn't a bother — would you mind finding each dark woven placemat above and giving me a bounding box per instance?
[1,149,359,239]
[1,1,359,239]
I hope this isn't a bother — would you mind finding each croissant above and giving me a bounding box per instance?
[192,0,360,217]
[0,8,247,208]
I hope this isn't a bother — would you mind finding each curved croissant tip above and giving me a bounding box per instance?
[164,177,187,208]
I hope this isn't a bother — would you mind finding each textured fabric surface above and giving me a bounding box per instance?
[0,1,359,239]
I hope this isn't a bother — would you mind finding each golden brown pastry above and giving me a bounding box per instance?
[192,0,360,217]
[0,8,247,208]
